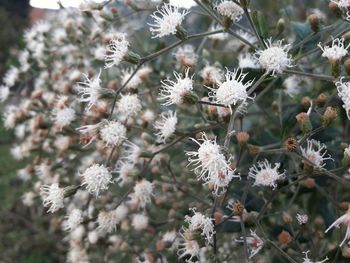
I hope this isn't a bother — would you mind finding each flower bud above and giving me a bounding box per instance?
[277,18,285,34]
[236,131,250,145]
[328,2,342,17]
[278,230,292,245]
[249,145,260,155]
[296,112,312,134]
[308,14,320,32]
[284,138,298,152]
[322,106,337,127]
[282,212,293,224]
[302,96,311,109]
[339,201,349,211]
[316,93,327,107]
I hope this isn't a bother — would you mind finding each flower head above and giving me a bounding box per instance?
[104,33,129,68]
[0,85,10,102]
[302,250,328,263]
[332,0,350,9]
[97,210,119,233]
[154,111,178,143]
[255,38,292,75]
[177,237,200,263]
[296,213,309,225]
[184,208,215,243]
[238,53,259,69]
[208,68,254,108]
[318,38,349,64]
[236,229,264,259]
[52,107,76,129]
[149,3,189,38]
[75,70,103,111]
[174,45,198,67]
[117,94,142,118]
[100,121,127,147]
[300,139,333,168]
[248,159,285,189]
[216,1,244,22]
[325,208,350,247]
[63,209,83,231]
[80,164,113,197]
[40,183,65,213]
[131,179,154,208]
[159,68,193,106]
[336,78,350,119]
[132,213,149,230]
[200,65,223,85]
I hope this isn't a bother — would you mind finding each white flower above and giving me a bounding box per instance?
[325,208,350,247]
[186,133,238,194]
[236,229,263,258]
[300,139,333,168]
[80,164,113,197]
[3,106,17,129]
[332,0,350,9]
[283,76,302,96]
[336,78,350,119]
[121,68,142,90]
[296,213,309,225]
[177,236,201,263]
[302,250,328,263]
[131,179,154,208]
[318,38,349,63]
[97,210,119,233]
[22,191,35,206]
[185,208,215,243]
[52,107,76,129]
[117,94,142,118]
[238,53,259,69]
[154,111,178,143]
[123,141,141,164]
[40,183,65,213]
[115,160,134,186]
[200,65,223,84]
[344,145,350,158]
[75,70,103,111]
[100,121,127,147]
[255,38,292,75]
[159,68,193,106]
[149,3,189,38]
[208,68,254,108]
[216,0,244,22]
[208,24,228,41]
[104,33,129,68]
[132,214,149,230]
[63,209,83,231]
[248,159,285,189]
[174,45,198,67]
[3,67,19,87]
[0,85,10,102]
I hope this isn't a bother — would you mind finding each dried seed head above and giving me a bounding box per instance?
[284,138,298,152]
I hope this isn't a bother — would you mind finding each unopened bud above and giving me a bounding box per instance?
[282,212,293,224]
[316,93,327,106]
[296,112,312,133]
[124,51,141,64]
[277,18,285,34]
[303,178,315,189]
[249,145,260,155]
[175,25,188,40]
[329,2,342,17]
[278,230,292,245]
[236,131,250,145]
[302,96,311,109]
[308,14,320,32]
[322,106,337,127]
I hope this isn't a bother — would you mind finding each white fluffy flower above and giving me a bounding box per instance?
[185,208,215,243]
[149,3,189,38]
[248,159,285,189]
[332,0,350,9]
[318,38,349,63]
[296,213,309,225]
[104,33,129,68]
[255,38,292,75]
[3,67,19,87]
[22,191,36,206]
[80,164,113,197]
[154,111,178,143]
[75,70,103,111]
[52,107,76,129]
[121,68,142,90]
[132,179,154,208]
[174,45,198,67]
[187,133,238,194]
[236,229,264,259]
[132,214,149,230]
[302,251,328,263]
[216,0,244,22]
[100,121,127,147]
[325,208,350,247]
[283,76,302,96]
[40,183,65,213]
[159,68,193,106]
[0,85,10,102]
[336,78,350,119]
[117,94,142,118]
[200,65,223,84]
[115,160,134,186]
[177,236,200,263]
[209,68,254,108]
[63,209,83,231]
[97,210,119,233]
[300,139,333,168]
[238,53,259,69]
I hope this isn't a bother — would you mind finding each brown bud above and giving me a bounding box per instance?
[296,112,309,123]
[249,145,260,156]
[278,230,292,245]
[214,212,223,225]
[322,106,337,127]
[230,200,245,216]
[156,240,164,252]
[316,93,327,107]
[303,178,315,189]
[308,14,320,32]
[314,215,324,227]
[339,202,349,211]
[282,212,293,224]
[302,96,311,109]
[329,2,342,16]
[296,112,312,133]
[236,131,250,145]
[284,138,298,152]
